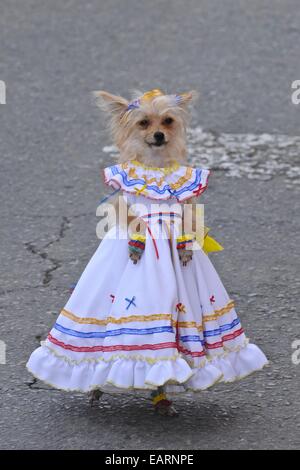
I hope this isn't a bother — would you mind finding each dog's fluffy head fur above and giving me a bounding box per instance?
[94,89,198,167]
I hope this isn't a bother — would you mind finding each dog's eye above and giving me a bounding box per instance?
[138,119,150,128]
[162,117,174,126]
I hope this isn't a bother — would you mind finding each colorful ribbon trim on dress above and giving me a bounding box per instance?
[60,300,235,326]
[54,323,173,338]
[180,318,241,343]
[176,327,244,357]
[48,320,244,356]
[47,334,177,353]
[204,328,244,350]
[47,326,244,356]
[141,212,182,219]
[61,310,173,325]
[54,317,240,341]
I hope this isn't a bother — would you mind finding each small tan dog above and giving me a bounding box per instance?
[91,89,198,415]
[95,89,198,269]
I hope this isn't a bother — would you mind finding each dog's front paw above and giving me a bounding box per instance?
[178,249,193,266]
[128,233,146,264]
[129,251,143,264]
[176,234,194,266]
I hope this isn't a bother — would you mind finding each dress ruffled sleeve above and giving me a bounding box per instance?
[174,168,210,202]
[103,164,122,190]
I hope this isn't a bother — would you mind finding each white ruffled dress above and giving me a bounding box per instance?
[27,161,268,393]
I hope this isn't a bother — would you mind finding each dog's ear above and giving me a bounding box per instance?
[177,90,199,107]
[93,91,128,117]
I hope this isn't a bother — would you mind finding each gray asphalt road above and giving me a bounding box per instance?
[0,0,299,450]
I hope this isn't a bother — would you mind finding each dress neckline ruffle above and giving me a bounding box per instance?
[103,160,210,202]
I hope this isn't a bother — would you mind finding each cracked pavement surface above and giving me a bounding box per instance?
[0,0,300,450]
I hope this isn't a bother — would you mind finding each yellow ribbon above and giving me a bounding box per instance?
[195,226,224,254]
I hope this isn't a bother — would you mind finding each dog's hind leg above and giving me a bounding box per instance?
[151,386,179,417]
[88,389,103,406]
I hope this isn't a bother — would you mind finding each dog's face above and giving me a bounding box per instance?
[95,89,197,167]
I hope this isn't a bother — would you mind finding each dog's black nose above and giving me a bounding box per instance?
[154,131,165,143]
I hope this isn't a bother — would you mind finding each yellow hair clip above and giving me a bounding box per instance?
[140,89,164,102]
